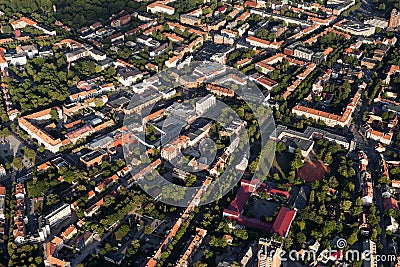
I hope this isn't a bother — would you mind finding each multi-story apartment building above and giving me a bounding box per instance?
[389,9,400,29]
[257,238,282,267]
[0,164,5,177]
[292,89,362,128]
[0,186,5,220]
[180,14,201,26]
[176,228,207,267]
[44,203,72,228]
[147,2,175,15]
[195,94,216,116]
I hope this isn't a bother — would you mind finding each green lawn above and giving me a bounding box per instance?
[115,224,130,241]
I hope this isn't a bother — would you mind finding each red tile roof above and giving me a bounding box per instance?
[272,207,296,237]
[384,197,399,210]
[0,186,5,195]
[227,180,253,213]
[298,160,329,182]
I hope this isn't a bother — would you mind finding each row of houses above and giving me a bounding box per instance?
[0,185,5,244]
[292,86,363,128]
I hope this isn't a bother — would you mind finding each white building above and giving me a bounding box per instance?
[364,17,388,29]
[89,49,107,61]
[65,48,89,63]
[0,164,5,177]
[362,239,377,267]
[294,46,314,61]
[17,44,39,59]
[147,2,175,15]
[5,54,27,66]
[334,20,376,36]
[0,186,5,220]
[44,203,72,228]
[195,95,216,115]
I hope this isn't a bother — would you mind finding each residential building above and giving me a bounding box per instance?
[195,94,216,115]
[389,9,400,30]
[293,46,314,61]
[206,84,235,97]
[245,36,283,49]
[363,239,377,267]
[147,2,175,15]
[18,108,63,153]
[66,124,95,144]
[384,65,400,84]
[362,182,373,205]
[150,43,168,57]
[361,57,378,69]
[0,186,5,220]
[84,198,104,217]
[161,136,190,161]
[257,238,282,267]
[89,49,106,61]
[0,164,5,177]
[80,149,107,168]
[180,14,201,26]
[176,228,207,267]
[16,44,38,59]
[117,67,143,86]
[65,48,89,63]
[364,126,393,145]
[61,225,77,240]
[88,190,96,200]
[292,89,362,128]
[109,33,125,43]
[45,237,70,267]
[111,14,131,27]
[43,203,72,228]
[10,17,37,30]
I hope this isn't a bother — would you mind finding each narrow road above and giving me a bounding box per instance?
[366,143,387,254]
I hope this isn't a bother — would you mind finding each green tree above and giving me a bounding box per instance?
[50,109,60,122]
[12,157,23,170]
[234,228,248,240]
[144,225,153,235]
[94,98,104,108]
[23,148,36,162]
[185,174,196,186]
[276,142,286,154]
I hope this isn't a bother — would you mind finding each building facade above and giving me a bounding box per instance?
[389,9,400,29]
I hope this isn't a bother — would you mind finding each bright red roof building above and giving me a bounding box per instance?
[272,207,296,238]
